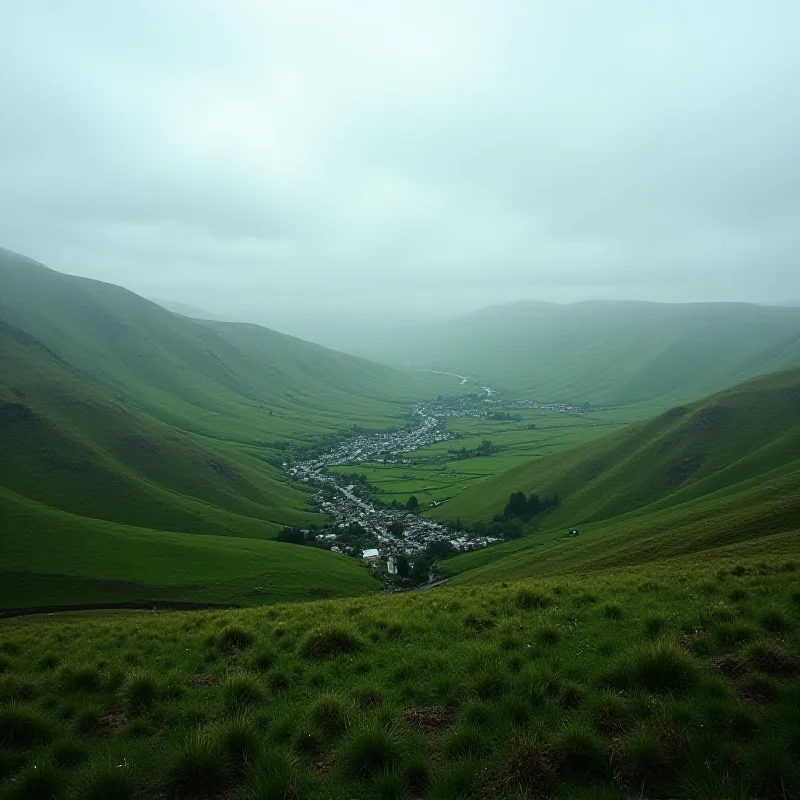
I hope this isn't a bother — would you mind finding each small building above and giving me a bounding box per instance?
[362,548,381,563]
[568,529,580,537]
[387,556,397,575]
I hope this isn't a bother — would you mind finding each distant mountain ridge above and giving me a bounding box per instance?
[388,298,800,407]
[149,298,226,321]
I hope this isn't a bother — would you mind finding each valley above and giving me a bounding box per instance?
[2,251,800,799]
[288,392,643,575]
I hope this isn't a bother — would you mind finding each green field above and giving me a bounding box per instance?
[332,407,648,508]
[0,487,379,610]
[2,551,799,798]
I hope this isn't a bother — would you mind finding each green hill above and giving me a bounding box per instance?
[0,248,450,445]
[393,299,800,407]
[0,248,456,610]
[0,486,377,609]
[436,369,800,581]
[0,319,317,538]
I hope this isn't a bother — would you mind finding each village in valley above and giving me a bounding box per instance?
[282,388,597,584]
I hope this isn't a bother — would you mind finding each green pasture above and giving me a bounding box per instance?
[332,407,643,507]
[0,488,378,610]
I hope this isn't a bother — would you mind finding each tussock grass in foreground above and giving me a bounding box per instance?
[0,556,799,797]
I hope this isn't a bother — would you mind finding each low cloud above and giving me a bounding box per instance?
[2,1,799,343]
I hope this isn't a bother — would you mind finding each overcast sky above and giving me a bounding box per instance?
[2,1,799,343]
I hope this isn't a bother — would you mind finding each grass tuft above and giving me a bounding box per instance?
[587,691,630,736]
[471,663,508,699]
[616,642,698,694]
[620,727,670,785]
[300,627,361,660]
[515,589,552,609]
[372,767,407,800]
[534,626,560,647]
[602,603,624,620]
[7,759,60,800]
[165,730,229,796]
[221,674,263,713]
[505,736,554,795]
[120,671,160,715]
[553,722,608,776]
[310,693,348,732]
[0,705,50,748]
[643,614,667,639]
[266,670,292,695]
[292,724,324,758]
[714,622,756,648]
[48,736,87,768]
[251,648,276,672]
[404,752,430,795]
[247,749,301,799]
[78,758,136,800]
[217,714,260,765]
[430,758,481,798]
[747,737,798,796]
[218,626,255,653]
[59,664,101,693]
[746,642,798,675]
[759,607,790,633]
[443,725,486,759]
[339,720,405,778]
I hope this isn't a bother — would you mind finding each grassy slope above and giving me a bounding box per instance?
[401,299,800,406]
[0,248,451,444]
[439,369,800,581]
[0,248,455,609]
[1,550,799,798]
[0,487,377,609]
[0,320,316,537]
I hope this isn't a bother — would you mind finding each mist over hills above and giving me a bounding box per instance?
[149,298,227,321]
[363,299,800,408]
[0,249,451,444]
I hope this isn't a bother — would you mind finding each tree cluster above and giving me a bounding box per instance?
[501,490,560,521]
[449,439,497,460]
[486,411,522,421]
